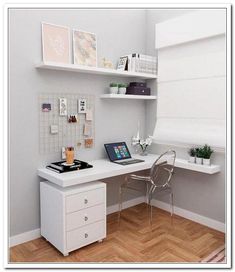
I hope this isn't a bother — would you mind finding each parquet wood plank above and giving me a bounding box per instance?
[9,204,225,263]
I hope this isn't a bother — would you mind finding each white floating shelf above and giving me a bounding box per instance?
[100,94,157,100]
[36,61,157,80]
[174,159,220,174]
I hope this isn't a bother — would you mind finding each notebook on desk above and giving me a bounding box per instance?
[104,142,144,165]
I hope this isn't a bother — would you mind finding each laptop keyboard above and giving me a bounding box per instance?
[118,159,144,165]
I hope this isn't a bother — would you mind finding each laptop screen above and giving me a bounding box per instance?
[104,142,132,161]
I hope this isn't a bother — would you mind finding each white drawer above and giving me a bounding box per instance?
[66,220,106,251]
[66,203,105,231]
[66,188,105,213]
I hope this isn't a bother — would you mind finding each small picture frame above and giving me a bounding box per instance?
[78,99,87,113]
[117,56,128,71]
[59,98,67,116]
[41,22,71,63]
[42,103,51,112]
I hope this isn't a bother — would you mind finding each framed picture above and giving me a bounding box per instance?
[41,22,70,63]
[117,56,128,71]
[73,29,97,67]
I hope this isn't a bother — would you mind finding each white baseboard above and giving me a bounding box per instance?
[107,196,145,215]
[10,196,225,247]
[10,197,145,247]
[151,199,225,233]
[9,228,41,247]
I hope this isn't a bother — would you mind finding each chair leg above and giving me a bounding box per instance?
[146,183,149,206]
[170,192,174,216]
[118,184,123,224]
[149,185,156,228]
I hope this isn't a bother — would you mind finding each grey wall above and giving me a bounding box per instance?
[9,9,147,236]
[9,8,226,238]
[145,9,225,223]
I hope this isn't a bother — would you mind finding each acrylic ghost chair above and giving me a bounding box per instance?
[118,150,176,227]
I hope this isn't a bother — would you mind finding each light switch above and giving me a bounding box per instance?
[50,125,58,134]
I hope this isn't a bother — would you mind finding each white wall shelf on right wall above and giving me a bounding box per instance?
[174,159,220,174]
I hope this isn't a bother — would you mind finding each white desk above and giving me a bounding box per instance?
[38,153,221,188]
[38,153,220,255]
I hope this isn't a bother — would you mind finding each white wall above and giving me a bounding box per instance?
[9,9,147,236]
[146,9,226,223]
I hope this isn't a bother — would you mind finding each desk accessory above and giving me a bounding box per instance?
[66,147,74,164]
[46,159,93,173]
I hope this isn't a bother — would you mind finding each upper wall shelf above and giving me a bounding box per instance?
[36,62,157,80]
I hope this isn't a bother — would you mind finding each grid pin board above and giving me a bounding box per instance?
[39,93,95,154]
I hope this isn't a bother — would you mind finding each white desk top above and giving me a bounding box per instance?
[38,154,221,188]
[38,154,156,188]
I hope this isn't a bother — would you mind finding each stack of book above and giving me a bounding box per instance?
[125,54,157,74]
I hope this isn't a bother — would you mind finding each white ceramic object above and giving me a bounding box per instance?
[109,87,118,94]
[118,87,126,94]
[196,157,203,164]
[203,158,211,165]
[189,156,195,163]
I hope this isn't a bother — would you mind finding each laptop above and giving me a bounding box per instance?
[104,142,145,165]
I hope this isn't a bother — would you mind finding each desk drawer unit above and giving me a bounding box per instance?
[40,181,106,256]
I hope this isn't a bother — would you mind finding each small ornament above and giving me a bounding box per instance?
[68,114,78,123]
[102,57,114,69]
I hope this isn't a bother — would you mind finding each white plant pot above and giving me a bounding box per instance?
[189,156,195,163]
[110,87,118,94]
[203,158,211,165]
[196,157,203,164]
[118,87,126,94]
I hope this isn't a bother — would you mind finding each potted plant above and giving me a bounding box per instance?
[109,83,118,94]
[195,147,203,164]
[188,147,196,163]
[202,144,214,165]
[118,83,127,94]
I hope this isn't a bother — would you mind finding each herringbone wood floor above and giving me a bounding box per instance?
[10,204,225,263]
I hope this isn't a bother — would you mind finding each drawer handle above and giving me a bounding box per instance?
[85,233,88,238]
[84,199,88,204]
[84,216,88,221]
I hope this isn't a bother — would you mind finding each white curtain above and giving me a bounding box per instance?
[153,10,226,150]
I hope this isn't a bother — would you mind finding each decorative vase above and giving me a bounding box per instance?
[110,87,118,94]
[118,87,126,94]
[196,157,202,164]
[140,149,148,156]
[189,156,195,163]
[203,158,211,165]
